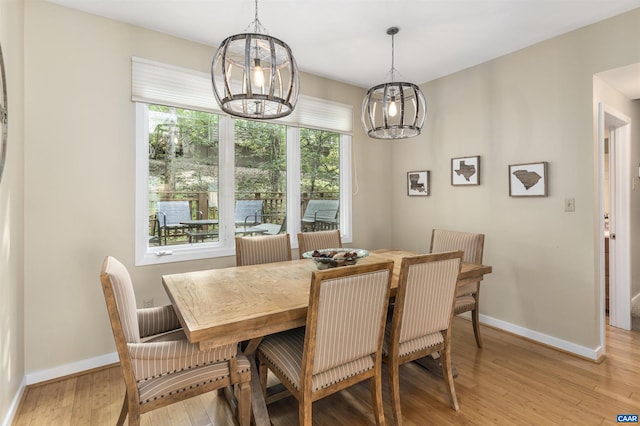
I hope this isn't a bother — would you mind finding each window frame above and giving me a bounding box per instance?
[135,104,352,266]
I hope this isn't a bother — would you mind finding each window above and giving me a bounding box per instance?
[134,58,352,265]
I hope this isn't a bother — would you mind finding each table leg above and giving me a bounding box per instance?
[247,354,271,426]
[221,338,271,426]
[413,352,458,378]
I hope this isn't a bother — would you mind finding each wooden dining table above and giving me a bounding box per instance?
[162,248,492,425]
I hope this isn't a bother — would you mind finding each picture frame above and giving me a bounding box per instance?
[407,170,430,196]
[451,156,480,186]
[509,162,548,197]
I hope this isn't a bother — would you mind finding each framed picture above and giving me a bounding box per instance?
[407,171,430,196]
[451,156,480,186]
[509,162,548,197]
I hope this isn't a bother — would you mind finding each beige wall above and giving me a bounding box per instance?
[22,1,391,375]
[391,8,640,349]
[15,0,640,396]
[0,0,25,421]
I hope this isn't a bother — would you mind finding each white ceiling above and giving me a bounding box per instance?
[48,0,640,94]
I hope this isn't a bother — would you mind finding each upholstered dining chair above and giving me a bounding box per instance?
[297,229,342,256]
[383,251,463,425]
[430,229,486,347]
[235,233,292,266]
[100,256,251,426]
[257,261,394,426]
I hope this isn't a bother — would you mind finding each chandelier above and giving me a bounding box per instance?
[211,0,299,119]
[361,27,426,139]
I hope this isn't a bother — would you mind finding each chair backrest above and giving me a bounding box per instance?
[297,230,342,255]
[392,252,463,347]
[302,199,339,223]
[302,261,393,377]
[100,256,142,403]
[235,233,292,266]
[235,199,264,224]
[430,229,484,264]
[100,256,141,344]
[156,201,193,226]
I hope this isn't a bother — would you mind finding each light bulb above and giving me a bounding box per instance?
[252,58,265,88]
[388,99,398,117]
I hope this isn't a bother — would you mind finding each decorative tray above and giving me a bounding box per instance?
[302,248,369,269]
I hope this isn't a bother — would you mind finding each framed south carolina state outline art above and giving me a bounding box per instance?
[509,162,548,197]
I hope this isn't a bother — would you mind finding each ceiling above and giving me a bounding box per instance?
[48,0,640,95]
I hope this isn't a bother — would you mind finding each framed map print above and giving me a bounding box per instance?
[0,42,6,184]
[407,170,430,196]
[451,156,480,186]
[509,162,548,197]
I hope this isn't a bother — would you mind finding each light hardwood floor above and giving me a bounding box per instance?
[14,317,640,425]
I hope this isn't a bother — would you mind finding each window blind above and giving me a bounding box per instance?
[131,57,353,133]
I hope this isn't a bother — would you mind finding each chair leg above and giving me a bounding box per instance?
[370,372,386,426]
[116,393,128,426]
[439,347,459,411]
[471,295,483,348]
[298,396,313,426]
[257,356,268,395]
[237,381,252,426]
[388,360,403,426]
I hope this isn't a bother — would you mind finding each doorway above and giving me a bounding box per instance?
[598,103,631,349]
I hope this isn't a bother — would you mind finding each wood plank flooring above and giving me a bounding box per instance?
[13,318,640,425]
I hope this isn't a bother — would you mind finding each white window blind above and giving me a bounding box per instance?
[131,57,353,133]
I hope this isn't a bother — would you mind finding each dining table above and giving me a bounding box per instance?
[162,248,492,426]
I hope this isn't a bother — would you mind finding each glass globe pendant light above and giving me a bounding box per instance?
[212,0,299,119]
[362,27,426,139]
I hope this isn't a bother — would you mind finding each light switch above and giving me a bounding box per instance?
[564,198,575,212]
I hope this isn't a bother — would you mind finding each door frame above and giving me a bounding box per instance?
[598,102,631,349]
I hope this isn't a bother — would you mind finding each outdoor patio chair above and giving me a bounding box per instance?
[301,200,339,231]
[156,201,202,245]
[235,199,264,228]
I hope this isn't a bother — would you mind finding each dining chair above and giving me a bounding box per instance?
[100,256,251,426]
[383,251,463,424]
[430,228,486,347]
[297,229,342,256]
[235,233,292,266]
[257,261,394,426]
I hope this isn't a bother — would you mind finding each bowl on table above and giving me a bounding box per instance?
[302,248,369,270]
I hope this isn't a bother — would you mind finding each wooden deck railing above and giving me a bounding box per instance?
[149,191,338,220]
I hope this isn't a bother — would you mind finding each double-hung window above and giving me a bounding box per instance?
[133,58,353,265]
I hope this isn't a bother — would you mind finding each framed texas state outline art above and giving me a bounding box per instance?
[509,162,548,197]
[451,156,480,186]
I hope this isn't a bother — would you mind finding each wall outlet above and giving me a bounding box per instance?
[143,298,154,308]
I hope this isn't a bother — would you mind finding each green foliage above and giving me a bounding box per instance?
[146,105,339,197]
[300,128,340,195]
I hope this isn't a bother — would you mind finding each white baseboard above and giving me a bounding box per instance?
[2,376,26,426]
[7,311,606,425]
[25,352,118,385]
[479,314,600,360]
